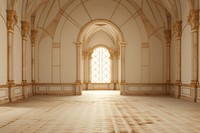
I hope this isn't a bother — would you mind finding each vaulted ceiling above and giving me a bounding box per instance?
[6,0,199,42]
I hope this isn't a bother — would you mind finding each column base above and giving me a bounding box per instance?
[32,80,36,95]
[22,80,28,99]
[175,81,181,98]
[189,82,197,102]
[22,86,29,99]
[120,82,126,95]
[7,81,16,102]
[166,80,171,84]
[7,80,15,87]
[75,83,82,95]
[22,80,27,85]
[190,80,198,87]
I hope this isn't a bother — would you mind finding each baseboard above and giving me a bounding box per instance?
[11,95,23,102]
[0,98,9,104]
[180,96,196,102]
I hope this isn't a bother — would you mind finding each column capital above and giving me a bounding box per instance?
[164,30,171,44]
[88,48,93,59]
[21,21,29,38]
[31,30,38,44]
[188,10,199,32]
[115,48,120,59]
[76,42,83,47]
[173,21,182,38]
[6,10,17,31]
[109,48,114,60]
[120,42,126,47]
[82,50,87,58]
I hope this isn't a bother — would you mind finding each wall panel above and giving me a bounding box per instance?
[0,17,7,84]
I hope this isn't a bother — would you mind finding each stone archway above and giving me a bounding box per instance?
[75,20,126,94]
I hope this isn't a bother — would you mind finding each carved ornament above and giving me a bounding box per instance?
[21,21,29,38]
[188,10,199,31]
[173,21,182,38]
[6,10,17,31]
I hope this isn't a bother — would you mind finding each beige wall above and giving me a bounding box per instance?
[35,0,166,84]
[60,20,78,83]
[39,36,52,83]
[0,16,7,85]
[1,0,199,98]
[180,0,191,84]
[13,26,22,84]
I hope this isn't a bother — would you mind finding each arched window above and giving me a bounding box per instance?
[91,47,111,83]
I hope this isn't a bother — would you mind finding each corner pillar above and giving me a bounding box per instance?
[75,42,83,95]
[31,30,37,95]
[21,21,29,99]
[173,21,182,98]
[120,42,126,95]
[188,10,199,101]
[6,10,17,102]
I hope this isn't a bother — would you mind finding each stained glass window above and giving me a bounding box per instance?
[91,47,111,83]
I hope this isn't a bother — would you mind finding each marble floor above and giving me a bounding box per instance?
[0,91,200,133]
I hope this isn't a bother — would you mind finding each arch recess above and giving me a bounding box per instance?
[77,19,126,47]
[75,19,126,92]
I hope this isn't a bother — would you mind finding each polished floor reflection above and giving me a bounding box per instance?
[0,91,200,133]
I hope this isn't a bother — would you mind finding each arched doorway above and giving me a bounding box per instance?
[75,20,126,93]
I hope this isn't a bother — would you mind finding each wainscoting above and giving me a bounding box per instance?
[123,83,167,95]
[0,84,33,104]
[36,83,76,95]
[83,83,115,90]
[180,85,196,102]
[0,86,9,104]
[197,88,200,103]
[1,83,200,104]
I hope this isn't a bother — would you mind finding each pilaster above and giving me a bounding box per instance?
[21,21,29,98]
[6,10,17,102]
[164,30,171,84]
[75,42,83,95]
[31,30,37,94]
[188,10,199,102]
[173,21,182,98]
[120,42,126,95]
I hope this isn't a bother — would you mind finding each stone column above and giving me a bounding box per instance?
[173,21,182,98]
[115,49,120,90]
[87,49,93,90]
[31,30,37,94]
[164,30,171,83]
[109,49,114,90]
[75,42,82,95]
[21,21,29,98]
[82,49,87,90]
[120,42,126,95]
[6,10,17,102]
[188,10,199,101]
